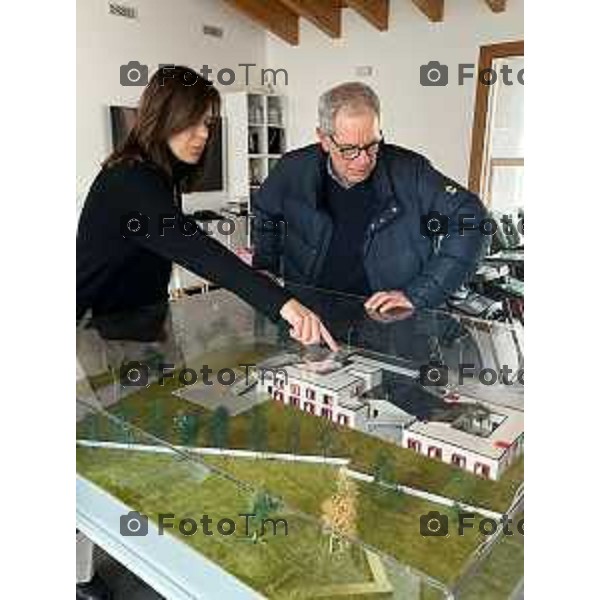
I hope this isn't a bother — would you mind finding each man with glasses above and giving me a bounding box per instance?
[253,82,486,314]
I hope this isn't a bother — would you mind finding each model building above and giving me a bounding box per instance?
[257,351,523,481]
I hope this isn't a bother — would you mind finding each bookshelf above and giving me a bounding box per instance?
[223,91,287,221]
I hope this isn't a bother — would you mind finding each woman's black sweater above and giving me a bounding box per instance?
[76,156,291,322]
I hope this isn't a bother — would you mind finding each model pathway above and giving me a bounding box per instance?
[76,439,504,520]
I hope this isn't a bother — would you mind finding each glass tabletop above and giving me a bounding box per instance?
[76,284,524,599]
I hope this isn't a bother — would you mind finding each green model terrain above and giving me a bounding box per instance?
[77,445,483,596]
[77,344,523,596]
[78,356,523,515]
[456,510,524,600]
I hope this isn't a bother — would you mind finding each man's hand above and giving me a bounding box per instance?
[364,290,414,321]
[280,299,339,352]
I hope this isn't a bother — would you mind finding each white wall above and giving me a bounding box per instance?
[77,0,524,210]
[403,431,500,480]
[76,0,269,214]
[265,0,524,185]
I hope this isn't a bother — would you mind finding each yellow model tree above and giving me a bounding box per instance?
[321,467,358,554]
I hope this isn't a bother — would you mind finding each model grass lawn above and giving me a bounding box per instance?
[202,455,486,586]
[78,396,523,515]
[77,447,432,598]
[457,510,524,600]
[77,343,523,515]
[76,446,484,593]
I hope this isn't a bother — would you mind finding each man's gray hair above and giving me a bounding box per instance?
[318,82,380,135]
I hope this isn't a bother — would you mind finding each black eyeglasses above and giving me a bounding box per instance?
[329,133,383,161]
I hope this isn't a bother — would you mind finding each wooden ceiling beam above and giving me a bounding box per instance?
[484,0,508,13]
[345,0,390,31]
[278,0,342,38]
[222,0,299,45]
[411,0,444,22]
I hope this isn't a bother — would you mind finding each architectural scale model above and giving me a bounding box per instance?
[256,351,524,481]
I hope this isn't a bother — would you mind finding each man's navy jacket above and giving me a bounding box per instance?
[252,143,487,309]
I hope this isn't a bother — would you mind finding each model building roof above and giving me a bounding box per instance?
[367,399,416,426]
[284,363,364,392]
[406,397,524,459]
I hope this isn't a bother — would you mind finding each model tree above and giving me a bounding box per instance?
[143,348,166,380]
[173,411,201,447]
[110,405,133,444]
[372,448,395,486]
[123,422,136,447]
[287,413,301,455]
[183,413,201,447]
[111,414,135,446]
[82,410,103,441]
[210,406,230,449]
[449,501,462,524]
[321,467,358,554]
[149,397,165,440]
[247,487,282,543]
[248,405,268,453]
[317,421,334,458]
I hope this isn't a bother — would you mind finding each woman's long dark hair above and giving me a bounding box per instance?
[103,66,220,179]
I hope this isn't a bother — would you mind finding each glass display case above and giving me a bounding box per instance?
[76,284,524,600]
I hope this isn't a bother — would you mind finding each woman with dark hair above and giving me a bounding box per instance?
[77,66,337,350]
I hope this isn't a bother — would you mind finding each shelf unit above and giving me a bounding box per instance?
[223,91,287,217]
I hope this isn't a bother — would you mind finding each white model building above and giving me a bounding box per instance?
[402,400,524,480]
[259,354,382,428]
[257,352,524,481]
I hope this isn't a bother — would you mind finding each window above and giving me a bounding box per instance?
[303,402,315,414]
[305,388,315,400]
[267,385,273,394]
[482,56,524,212]
[276,378,285,390]
[372,409,379,418]
[323,394,333,405]
[290,396,299,408]
[474,462,491,479]
[290,383,300,396]
[407,439,421,453]
[451,454,466,468]
[273,391,283,402]
[337,414,349,426]
[321,408,332,420]
[468,42,524,207]
[428,446,442,460]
